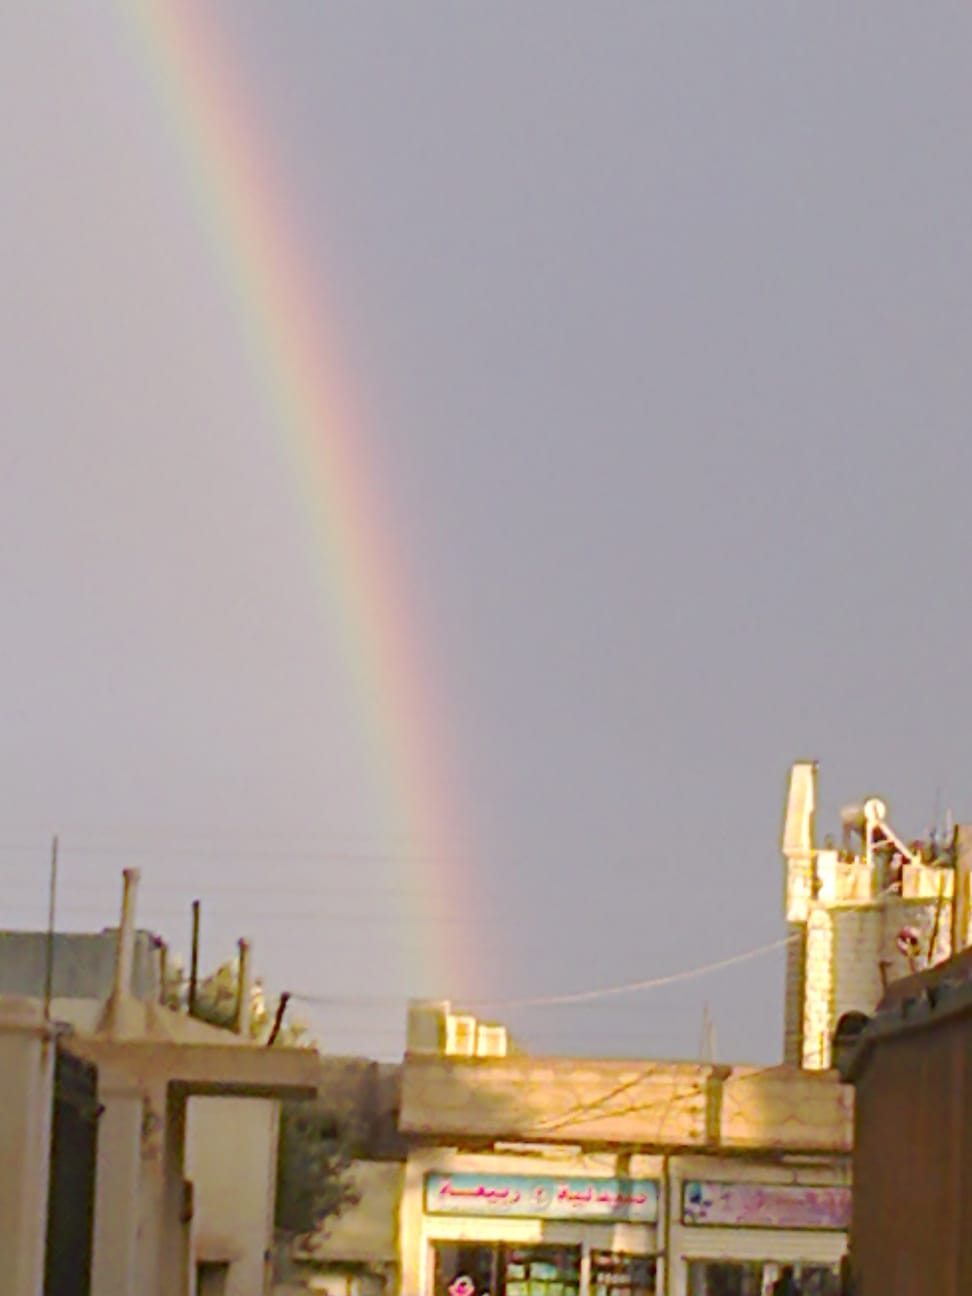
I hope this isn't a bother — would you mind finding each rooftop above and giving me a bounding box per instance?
[0,928,161,1001]
[401,1053,852,1154]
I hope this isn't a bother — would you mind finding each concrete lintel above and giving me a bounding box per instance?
[93,1063,145,1101]
[193,1233,244,1264]
[63,1038,319,1099]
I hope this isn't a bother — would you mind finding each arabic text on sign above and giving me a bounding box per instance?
[426,1174,659,1223]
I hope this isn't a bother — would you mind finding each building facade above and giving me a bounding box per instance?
[782,761,972,1069]
[0,871,320,1296]
[0,996,58,1296]
[398,1006,852,1296]
[402,1146,849,1296]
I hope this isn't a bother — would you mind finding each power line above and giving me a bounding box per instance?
[294,878,905,1012]
[0,876,451,896]
[466,934,796,1009]
[0,902,507,926]
[0,839,481,863]
[0,841,912,1018]
[462,879,907,1011]
[290,932,796,1011]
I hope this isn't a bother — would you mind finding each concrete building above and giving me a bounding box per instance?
[0,996,58,1296]
[0,872,320,1296]
[399,1003,851,1296]
[782,760,972,1069]
[70,1021,317,1296]
[838,946,972,1295]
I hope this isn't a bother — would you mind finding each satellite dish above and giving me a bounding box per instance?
[863,798,888,825]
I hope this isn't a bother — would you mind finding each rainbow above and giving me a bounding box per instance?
[122,3,473,998]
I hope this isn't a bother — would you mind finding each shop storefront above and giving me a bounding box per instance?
[398,997,853,1296]
[401,1153,665,1296]
[432,1242,659,1296]
[667,1162,850,1296]
[401,1153,850,1296]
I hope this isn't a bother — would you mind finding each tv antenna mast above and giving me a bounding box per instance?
[699,1001,717,1063]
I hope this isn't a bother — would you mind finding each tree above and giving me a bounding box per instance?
[163,951,359,1240]
[163,953,311,1046]
[274,1098,362,1236]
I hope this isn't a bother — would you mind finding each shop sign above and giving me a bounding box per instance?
[425,1173,659,1222]
[682,1181,851,1231]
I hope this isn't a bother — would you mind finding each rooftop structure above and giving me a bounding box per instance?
[782,760,972,1068]
[0,868,319,1296]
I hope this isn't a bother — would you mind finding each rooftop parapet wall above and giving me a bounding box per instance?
[719,1066,853,1153]
[813,852,876,906]
[400,1056,851,1155]
[788,844,953,913]
[0,930,161,1001]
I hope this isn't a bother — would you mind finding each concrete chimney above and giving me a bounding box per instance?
[113,868,140,1003]
[98,868,141,1040]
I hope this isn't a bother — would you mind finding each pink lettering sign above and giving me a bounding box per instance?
[683,1181,850,1230]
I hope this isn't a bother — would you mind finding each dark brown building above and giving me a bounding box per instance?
[839,946,972,1295]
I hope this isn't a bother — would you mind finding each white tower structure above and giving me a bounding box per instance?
[782,761,972,1069]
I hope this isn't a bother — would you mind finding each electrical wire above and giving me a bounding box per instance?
[289,932,798,1011]
[461,877,909,1011]
[0,839,919,1020]
[465,934,797,1009]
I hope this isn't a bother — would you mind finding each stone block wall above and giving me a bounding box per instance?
[781,762,968,1070]
[782,928,805,1066]
[794,878,956,1069]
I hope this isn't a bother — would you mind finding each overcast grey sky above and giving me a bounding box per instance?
[2,4,972,1061]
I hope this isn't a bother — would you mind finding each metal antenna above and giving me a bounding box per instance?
[43,835,59,1021]
[699,1002,717,1063]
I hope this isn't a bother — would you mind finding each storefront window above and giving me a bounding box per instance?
[506,1246,581,1296]
[433,1243,581,1296]
[590,1250,657,1296]
[434,1245,498,1296]
[686,1261,840,1296]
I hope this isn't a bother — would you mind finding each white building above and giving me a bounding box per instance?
[0,871,319,1296]
[782,760,972,1069]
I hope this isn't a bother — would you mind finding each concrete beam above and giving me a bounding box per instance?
[63,1038,319,1100]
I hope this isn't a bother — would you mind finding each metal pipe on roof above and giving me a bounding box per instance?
[267,992,290,1046]
[113,868,140,1003]
[235,937,252,1037]
[188,900,200,1017]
